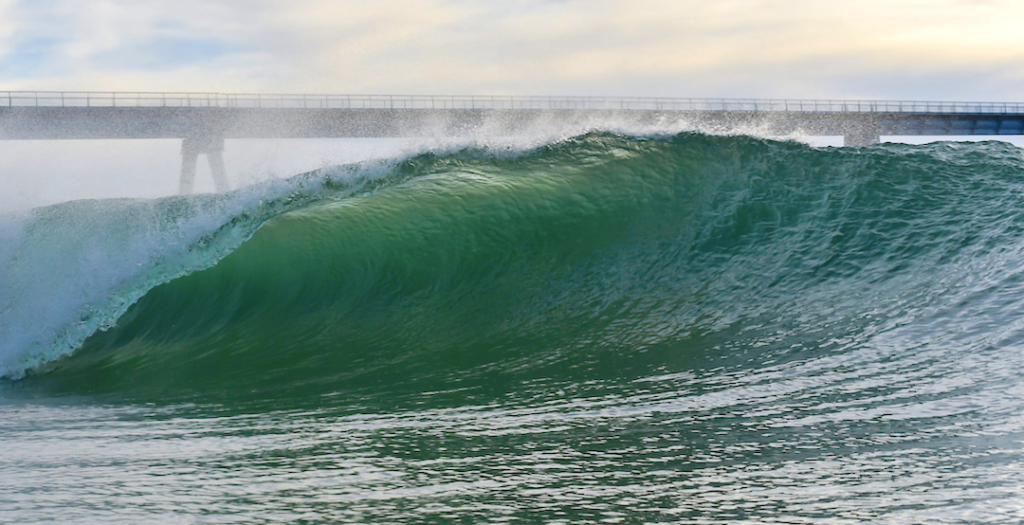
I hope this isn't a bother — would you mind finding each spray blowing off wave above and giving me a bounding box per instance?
[6,132,1024,403]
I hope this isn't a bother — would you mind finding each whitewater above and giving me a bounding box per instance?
[3,132,1024,523]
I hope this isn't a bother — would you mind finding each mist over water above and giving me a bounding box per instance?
[0,138,430,210]
[3,129,1024,523]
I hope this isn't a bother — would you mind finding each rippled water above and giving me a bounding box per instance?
[6,346,1024,523]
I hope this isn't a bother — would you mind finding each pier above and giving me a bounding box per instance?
[3,92,1024,192]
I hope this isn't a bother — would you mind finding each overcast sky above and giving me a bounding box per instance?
[2,0,1024,100]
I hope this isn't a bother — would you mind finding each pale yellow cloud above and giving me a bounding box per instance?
[470,0,1024,75]
[249,0,1024,96]
[0,0,15,59]
[4,0,1024,99]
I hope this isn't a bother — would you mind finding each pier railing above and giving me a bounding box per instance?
[4,92,1024,115]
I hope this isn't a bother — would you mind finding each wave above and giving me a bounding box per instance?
[7,133,1024,403]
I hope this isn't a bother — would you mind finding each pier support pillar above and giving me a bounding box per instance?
[179,144,199,195]
[843,118,880,147]
[179,135,229,194]
[207,149,229,193]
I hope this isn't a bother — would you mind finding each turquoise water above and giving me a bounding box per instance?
[3,133,1024,523]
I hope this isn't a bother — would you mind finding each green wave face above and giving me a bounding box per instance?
[27,133,1024,405]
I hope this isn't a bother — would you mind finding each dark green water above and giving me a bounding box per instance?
[4,133,1024,523]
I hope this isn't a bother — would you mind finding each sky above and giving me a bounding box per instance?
[1,0,1024,101]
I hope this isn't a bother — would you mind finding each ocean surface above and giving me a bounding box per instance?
[3,132,1024,523]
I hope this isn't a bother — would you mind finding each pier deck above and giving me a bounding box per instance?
[4,93,1024,192]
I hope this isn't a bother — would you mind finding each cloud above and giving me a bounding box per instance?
[0,0,16,58]
[0,0,270,85]
[1,0,1024,100]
